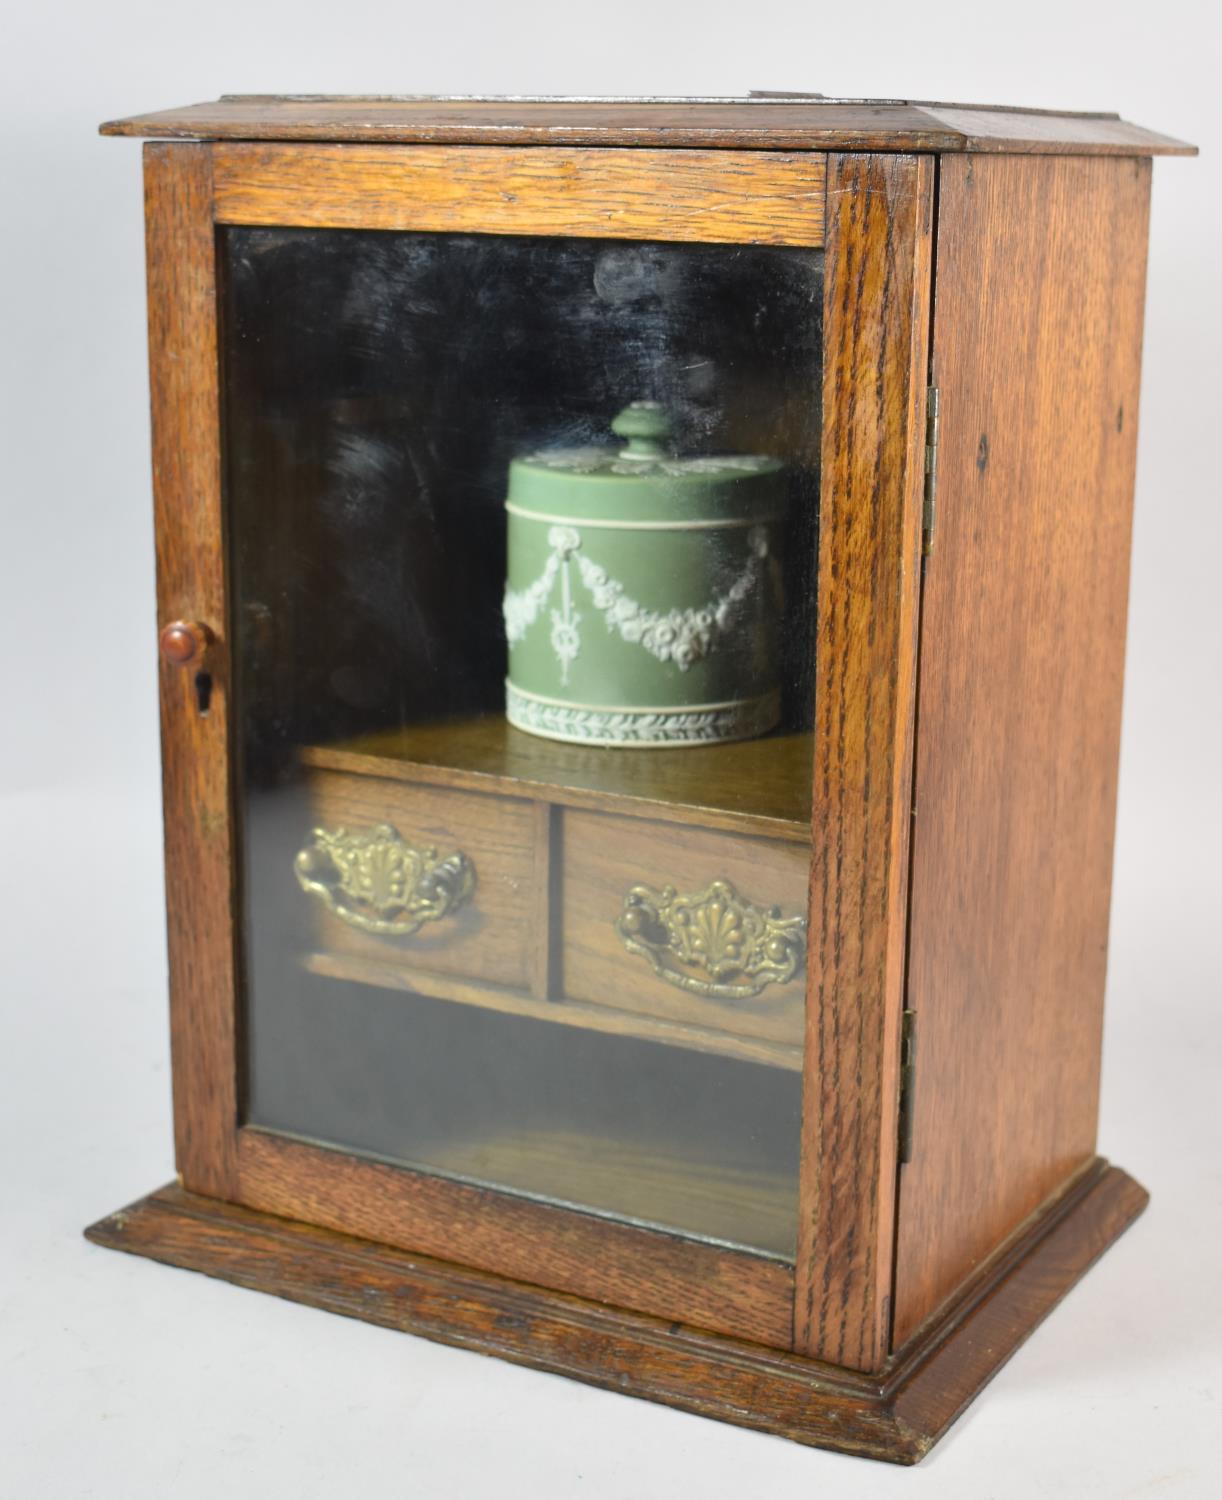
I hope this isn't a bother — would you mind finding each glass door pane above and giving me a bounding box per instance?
[224,226,822,1259]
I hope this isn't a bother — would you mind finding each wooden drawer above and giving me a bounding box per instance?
[561,809,809,1051]
[295,768,542,992]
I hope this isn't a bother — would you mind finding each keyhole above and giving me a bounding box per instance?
[194,670,213,716]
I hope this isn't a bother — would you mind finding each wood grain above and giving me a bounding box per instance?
[561,809,809,1050]
[796,153,934,1372]
[527,801,555,1002]
[298,769,540,992]
[383,1125,797,1260]
[303,950,803,1071]
[301,717,812,844]
[919,105,1194,155]
[210,144,826,246]
[84,1158,1148,1463]
[99,97,1196,156]
[145,142,239,1199]
[892,155,1153,1349]
[890,1162,1148,1444]
[232,1128,794,1346]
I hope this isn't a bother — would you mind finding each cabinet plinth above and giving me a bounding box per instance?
[87,1160,1148,1466]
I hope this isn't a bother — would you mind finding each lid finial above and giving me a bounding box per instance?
[611,401,672,460]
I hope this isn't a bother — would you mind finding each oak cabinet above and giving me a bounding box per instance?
[86,94,1194,1463]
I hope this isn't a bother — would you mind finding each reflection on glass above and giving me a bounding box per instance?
[225,227,822,1258]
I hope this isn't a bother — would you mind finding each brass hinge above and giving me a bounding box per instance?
[922,386,940,557]
[898,1009,917,1164]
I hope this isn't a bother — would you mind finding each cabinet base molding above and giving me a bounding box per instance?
[84,1158,1146,1465]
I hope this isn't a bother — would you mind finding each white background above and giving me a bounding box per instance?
[2,2,1219,1495]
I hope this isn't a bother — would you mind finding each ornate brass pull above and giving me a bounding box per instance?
[616,879,806,1001]
[294,823,475,936]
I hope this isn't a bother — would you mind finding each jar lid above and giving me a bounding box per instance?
[520,401,778,478]
[508,402,784,525]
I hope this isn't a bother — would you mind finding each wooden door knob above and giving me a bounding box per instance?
[159,620,212,667]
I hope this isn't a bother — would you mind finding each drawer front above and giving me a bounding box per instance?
[561,809,809,1048]
[295,770,540,990]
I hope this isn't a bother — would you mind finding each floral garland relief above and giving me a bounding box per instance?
[503,524,771,686]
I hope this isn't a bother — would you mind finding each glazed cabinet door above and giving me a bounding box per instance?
[147,139,931,1362]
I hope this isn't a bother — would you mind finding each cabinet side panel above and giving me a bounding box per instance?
[893,155,1151,1348]
[145,142,239,1197]
[796,153,934,1371]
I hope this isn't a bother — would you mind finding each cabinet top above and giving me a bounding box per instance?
[100,95,1195,155]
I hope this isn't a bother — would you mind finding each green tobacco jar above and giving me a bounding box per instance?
[503,402,785,747]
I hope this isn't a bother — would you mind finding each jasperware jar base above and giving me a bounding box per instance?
[504,682,781,748]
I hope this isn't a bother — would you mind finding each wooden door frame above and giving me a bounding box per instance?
[798,153,935,1371]
[146,142,239,1205]
[145,139,930,1360]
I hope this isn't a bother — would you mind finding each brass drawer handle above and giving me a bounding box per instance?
[294,823,475,936]
[616,879,806,1000]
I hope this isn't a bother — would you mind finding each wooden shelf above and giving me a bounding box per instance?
[407,1125,797,1260]
[304,950,804,1072]
[257,1118,797,1261]
[300,714,812,844]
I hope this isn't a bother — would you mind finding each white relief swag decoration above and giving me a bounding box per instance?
[503,523,771,683]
